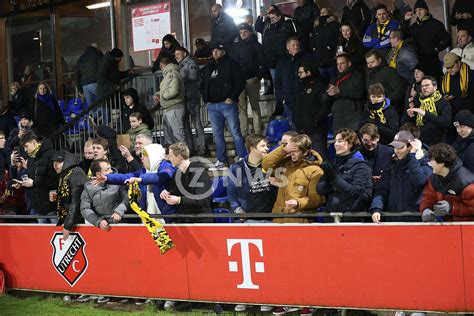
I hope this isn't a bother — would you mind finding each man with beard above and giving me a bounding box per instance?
[210,4,238,49]
[359,123,393,192]
[369,130,431,223]
[403,76,452,145]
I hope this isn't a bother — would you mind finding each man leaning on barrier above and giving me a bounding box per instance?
[262,134,325,223]
[420,143,474,222]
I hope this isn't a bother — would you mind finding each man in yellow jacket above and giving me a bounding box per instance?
[262,133,325,223]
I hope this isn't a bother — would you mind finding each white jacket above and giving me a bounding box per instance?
[451,42,474,69]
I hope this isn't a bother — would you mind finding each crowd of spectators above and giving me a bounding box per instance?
[1,0,474,313]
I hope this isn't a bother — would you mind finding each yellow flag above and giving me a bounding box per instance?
[128,182,175,254]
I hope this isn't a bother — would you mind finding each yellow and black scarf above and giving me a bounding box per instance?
[376,20,390,40]
[369,100,387,124]
[27,143,41,158]
[388,40,403,69]
[128,182,174,254]
[417,90,442,127]
[56,167,75,222]
[442,62,469,97]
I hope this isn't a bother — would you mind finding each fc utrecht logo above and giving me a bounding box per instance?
[51,232,88,286]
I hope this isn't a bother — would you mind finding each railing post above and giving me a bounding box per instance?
[330,212,343,223]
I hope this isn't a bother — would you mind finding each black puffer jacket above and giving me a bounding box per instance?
[26,137,58,215]
[311,15,340,68]
[211,12,239,49]
[317,151,372,214]
[262,17,299,68]
[452,132,474,174]
[57,151,87,231]
[76,45,103,92]
[200,54,245,104]
[120,87,154,133]
[230,35,267,80]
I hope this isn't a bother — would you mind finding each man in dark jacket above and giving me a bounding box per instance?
[387,30,419,84]
[6,113,35,151]
[200,43,246,169]
[51,150,86,239]
[160,143,211,223]
[311,10,340,79]
[449,0,474,33]
[441,53,474,142]
[359,123,393,192]
[342,0,372,38]
[363,4,400,58]
[294,62,329,157]
[230,23,267,136]
[76,44,103,107]
[403,76,452,145]
[401,0,450,80]
[365,49,406,112]
[19,132,58,222]
[324,54,365,131]
[370,130,431,223]
[120,87,154,133]
[210,4,238,49]
[293,0,320,52]
[452,110,474,173]
[96,48,130,99]
[421,143,474,222]
[275,37,308,127]
[262,8,299,75]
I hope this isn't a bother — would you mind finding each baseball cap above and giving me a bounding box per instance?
[389,131,415,149]
[52,150,66,162]
[210,42,226,51]
[443,52,460,69]
[195,38,205,45]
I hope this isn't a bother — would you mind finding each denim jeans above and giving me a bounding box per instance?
[31,209,58,224]
[82,83,97,108]
[207,102,247,163]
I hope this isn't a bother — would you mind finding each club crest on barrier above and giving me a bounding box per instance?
[50,232,88,287]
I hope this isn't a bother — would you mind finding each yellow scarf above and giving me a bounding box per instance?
[27,143,41,158]
[369,101,387,124]
[416,90,442,127]
[442,63,469,97]
[128,182,175,255]
[376,20,390,39]
[56,167,75,222]
[388,40,403,69]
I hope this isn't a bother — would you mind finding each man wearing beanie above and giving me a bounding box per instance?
[402,0,450,81]
[452,109,474,173]
[230,23,267,137]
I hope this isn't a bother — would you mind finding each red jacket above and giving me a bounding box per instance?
[420,162,474,221]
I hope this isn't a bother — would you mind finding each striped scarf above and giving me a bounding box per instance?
[417,90,442,127]
[369,100,387,124]
[442,63,469,98]
[56,167,75,223]
[376,20,390,40]
[388,40,403,69]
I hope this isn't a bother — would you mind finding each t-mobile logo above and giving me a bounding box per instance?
[227,239,265,289]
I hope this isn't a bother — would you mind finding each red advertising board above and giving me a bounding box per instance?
[0,223,473,312]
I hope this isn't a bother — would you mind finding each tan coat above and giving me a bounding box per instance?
[262,145,326,223]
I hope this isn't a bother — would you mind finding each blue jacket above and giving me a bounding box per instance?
[317,151,372,214]
[363,19,400,50]
[106,160,176,222]
[227,158,250,212]
[370,153,432,221]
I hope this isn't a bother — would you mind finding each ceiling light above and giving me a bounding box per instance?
[86,2,111,10]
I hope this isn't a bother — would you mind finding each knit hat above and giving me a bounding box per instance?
[414,63,426,74]
[110,48,123,58]
[19,112,32,121]
[210,42,226,51]
[238,23,253,32]
[453,110,474,128]
[413,0,428,11]
[195,38,205,45]
[443,52,460,69]
[389,131,415,149]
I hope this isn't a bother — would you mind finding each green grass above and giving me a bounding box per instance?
[0,294,227,316]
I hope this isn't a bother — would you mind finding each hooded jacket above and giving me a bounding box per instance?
[178,55,201,100]
[120,87,154,133]
[317,151,373,215]
[311,15,341,68]
[262,145,326,223]
[420,160,474,221]
[57,152,87,230]
[152,34,179,72]
[159,63,186,111]
[360,98,400,145]
[80,180,129,227]
[452,132,474,173]
[200,53,245,103]
[370,152,431,221]
[106,144,176,223]
[230,35,267,80]
[26,137,58,214]
[76,45,103,91]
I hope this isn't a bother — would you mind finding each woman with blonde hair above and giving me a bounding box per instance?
[32,81,64,137]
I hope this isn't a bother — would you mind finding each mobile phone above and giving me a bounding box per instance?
[12,179,22,183]
[13,146,20,153]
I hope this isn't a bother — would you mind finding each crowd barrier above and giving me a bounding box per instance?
[0,223,473,312]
